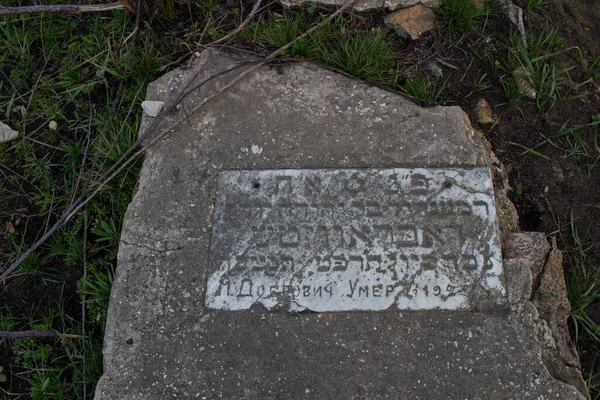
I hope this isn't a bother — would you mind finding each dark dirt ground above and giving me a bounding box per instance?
[1,0,599,398]
[444,0,600,387]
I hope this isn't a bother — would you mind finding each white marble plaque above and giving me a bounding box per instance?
[206,169,505,311]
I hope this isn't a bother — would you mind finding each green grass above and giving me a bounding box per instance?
[542,115,600,176]
[584,54,600,79]
[246,12,396,84]
[525,0,546,14]
[435,0,487,35]
[564,0,579,18]
[495,27,583,111]
[588,369,600,400]
[472,71,491,92]
[0,2,173,397]
[566,212,600,342]
[401,75,447,105]
[319,29,395,82]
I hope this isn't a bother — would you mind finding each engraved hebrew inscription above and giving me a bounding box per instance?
[206,169,504,311]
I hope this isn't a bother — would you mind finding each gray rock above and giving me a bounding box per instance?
[278,0,440,13]
[498,0,528,47]
[427,62,443,78]
[533,247,570,324]
[474,98,495,125]
[384,4,437,40]
[504,258,533,305]
[503,232,535,260]
[95,49,586,400]
[513,66,537,99]
[0,121,19,143]
[503,232,550,281]
[532,247,590,399]
[141,100,165,117]
[504,233,589,399]
[386,0,441,10]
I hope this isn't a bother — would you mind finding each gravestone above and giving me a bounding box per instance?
[94,49,587,399]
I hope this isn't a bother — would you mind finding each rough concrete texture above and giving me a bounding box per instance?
[384,4,436,40]
[95,49,587,399]
[504,233,589,399]
[279,0,440,13]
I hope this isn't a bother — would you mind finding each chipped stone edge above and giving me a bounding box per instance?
[278,0,441,13]
[472,108,590,399]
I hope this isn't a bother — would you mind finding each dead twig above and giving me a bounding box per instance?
[82,211,88,400]
[0,2,124,15]
[0,330,85,339]
[211,0,263,45]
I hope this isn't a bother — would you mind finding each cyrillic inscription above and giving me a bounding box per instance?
[206,169,504,311]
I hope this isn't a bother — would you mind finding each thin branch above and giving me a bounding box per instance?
[82,211,88,400]
[211,0,263,45]
[0,197,84,282]
[60,338,86,382]
[0,330,84,339]
[0,2,125,15]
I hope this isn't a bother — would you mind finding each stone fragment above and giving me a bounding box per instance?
[49,120,58,131]
[427,62,443,78]
[503,232,534,259]
[513,66,537,99]
[473,0,485,11]
[12,105,26,119]
[278,0,440,12]
[503,232,550,281]
[141,100,165,117]
[475,98,496,125]
[385,0,441,11]
[498,0,527,47]
[528,244,590,399]
[469,126,520,239]
[504,258,533,305]
[533,247,570,323]
[525,232,551,280]
[5,221,15,234]
[384,4,436,40]
[0,121,19,143]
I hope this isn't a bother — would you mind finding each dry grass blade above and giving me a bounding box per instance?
[0,330,85,339]
[0,2,125,15]
[211,0,263,45]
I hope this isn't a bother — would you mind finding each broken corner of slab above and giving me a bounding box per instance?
[95,49,588,400]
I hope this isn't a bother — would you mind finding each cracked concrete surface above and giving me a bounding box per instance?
[95,49,587,400]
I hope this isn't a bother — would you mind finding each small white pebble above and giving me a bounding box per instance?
[142,100,165,117]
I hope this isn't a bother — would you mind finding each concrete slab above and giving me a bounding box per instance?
[95,49,586,400]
